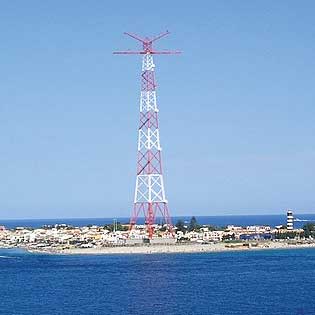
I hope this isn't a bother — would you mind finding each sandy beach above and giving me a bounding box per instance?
[55,241,315,255]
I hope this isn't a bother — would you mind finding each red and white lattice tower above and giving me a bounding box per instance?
[114,31,180,239]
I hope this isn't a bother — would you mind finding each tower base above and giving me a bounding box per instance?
[129,202,173,239]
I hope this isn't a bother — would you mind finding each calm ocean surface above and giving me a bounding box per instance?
[2,213,315,229]
[0,248,315,314]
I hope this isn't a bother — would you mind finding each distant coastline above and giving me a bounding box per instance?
[2,214,315,256]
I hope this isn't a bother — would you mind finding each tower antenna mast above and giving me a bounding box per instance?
[114,31,180,239]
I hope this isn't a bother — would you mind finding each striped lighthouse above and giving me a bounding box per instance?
[287,210,294,230]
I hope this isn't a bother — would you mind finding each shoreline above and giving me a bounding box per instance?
[20,241,315,255]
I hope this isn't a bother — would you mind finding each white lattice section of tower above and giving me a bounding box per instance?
[134,174,167,203]
[142,53,155,71]
[138,129,161,151]
[140,91,158,112]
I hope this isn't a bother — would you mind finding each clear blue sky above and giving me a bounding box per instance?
[1,1,315,219]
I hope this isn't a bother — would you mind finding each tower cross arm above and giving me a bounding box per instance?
[113,50,181,55]
[113,51,147,54]
[150,30,170,43]
[152,50,181,54]
[113,31,181,55]
[123,31,170,44]
[124,32,146,43]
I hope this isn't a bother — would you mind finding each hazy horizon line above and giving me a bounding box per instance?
[1,212,315,221]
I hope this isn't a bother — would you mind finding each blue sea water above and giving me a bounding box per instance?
[1,213,315,229]
[0,248,314,315]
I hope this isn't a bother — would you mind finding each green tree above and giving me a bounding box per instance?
[175,220,187,233]
[104,222,129,232]
[188,216,200,232]
[275,231,301,239]
[303,223,315,238]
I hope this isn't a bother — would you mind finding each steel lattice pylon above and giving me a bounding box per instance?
[114,31,180,239]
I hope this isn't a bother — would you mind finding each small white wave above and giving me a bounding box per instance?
[0,255,14,259]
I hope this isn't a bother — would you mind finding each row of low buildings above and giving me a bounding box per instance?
[0,225,130,250]
[0,210,306,249]
[0,222,306,250]
[176,225,292,242]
